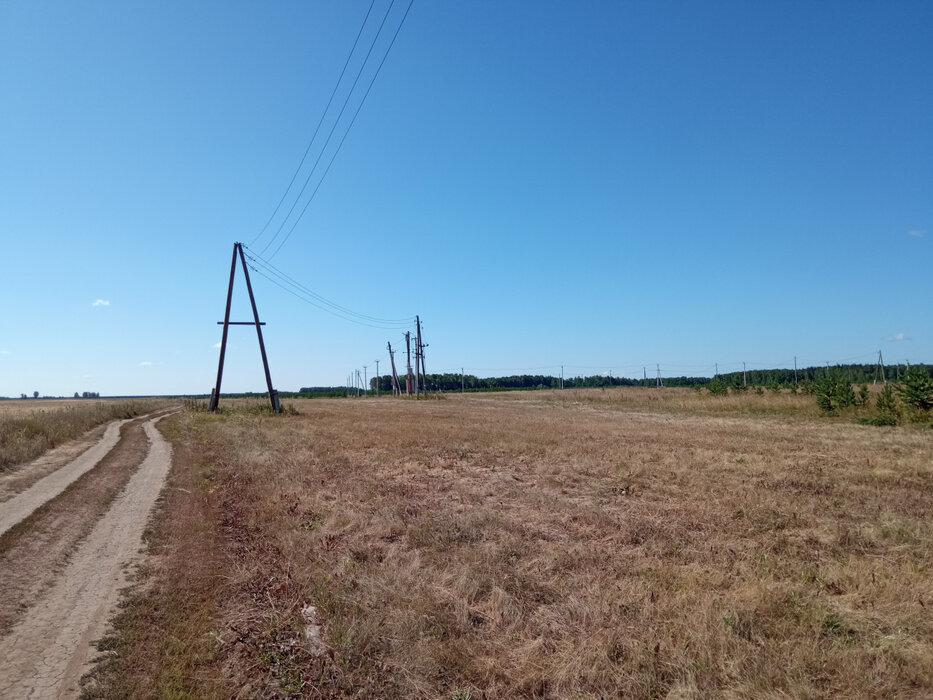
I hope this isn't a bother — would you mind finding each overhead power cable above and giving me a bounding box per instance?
[242,245,412,329]
[249,0,378,248]
[265,0,415,259]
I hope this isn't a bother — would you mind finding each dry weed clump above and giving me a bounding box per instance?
[109,390,932,698]
[0,398,168,472]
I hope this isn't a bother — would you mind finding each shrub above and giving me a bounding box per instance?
[707,378,728,396]
[870,383,901,425]
[898,366,933,417]
[814,373,856,415]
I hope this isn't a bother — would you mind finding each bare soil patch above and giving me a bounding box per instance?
[92,390,933,698]
[0,417,149,633]
[0,414,176,698]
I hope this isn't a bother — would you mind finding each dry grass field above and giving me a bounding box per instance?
[88,389,932,699]
[0,398,169,472]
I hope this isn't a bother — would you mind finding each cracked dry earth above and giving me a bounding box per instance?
[0,412,176,699]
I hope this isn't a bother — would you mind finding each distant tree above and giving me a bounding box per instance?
[74,392,80,399]
[33,391,39,399]
[898,365,933,416]
[874,383,901,425]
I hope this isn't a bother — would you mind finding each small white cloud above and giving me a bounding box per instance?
[139,361,154,366]
[890,332,911,342]
[213,342,222,349]
[908,229,925,238]
[92,299,110,307]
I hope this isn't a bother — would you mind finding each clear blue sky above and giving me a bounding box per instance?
[2,1,930,396]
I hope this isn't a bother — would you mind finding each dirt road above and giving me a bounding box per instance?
[0,413,176,699]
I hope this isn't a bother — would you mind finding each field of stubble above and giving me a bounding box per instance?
[90,388,933,699]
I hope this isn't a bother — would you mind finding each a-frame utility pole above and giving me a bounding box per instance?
[210,242,280,413]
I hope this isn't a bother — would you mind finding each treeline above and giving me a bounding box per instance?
[361,363,931,394]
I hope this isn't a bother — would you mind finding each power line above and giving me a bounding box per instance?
[268,0,415,259]
[261,0,415,258]
[249,0,379,249]
[242,245,411,329]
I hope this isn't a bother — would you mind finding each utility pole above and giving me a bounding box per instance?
[656,364,663,388]
[874,350,885,385]
[363,365,368,396]
[643,367,647,388]
[461,368,464,393]
[210,242,280,413]
[405,332,413,396]
[715,362,718,377]
[743,361,747,387]
[415,316,427,392]
[794,356,798,386]
[375,359,380,397]
[560,365,564,390]
[388,342,401,396]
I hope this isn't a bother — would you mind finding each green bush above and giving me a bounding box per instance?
[872,383,901,425]
[897,366,933,417]
[707,378,729,396]
[814,373,856,415]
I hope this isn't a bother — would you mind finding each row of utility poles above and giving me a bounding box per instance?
[350,316,428,398]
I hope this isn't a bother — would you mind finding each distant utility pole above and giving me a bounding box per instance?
[356,370,361,397]
[461,368,465,392]
[405,332,413,396]
[413,316,428,393]
[794,356,798,386]
[715,362,718,377]
[874,350,885,385]
[743,361,747,387]
[363,365,368,396]
[210,242,280,413]
[656,364,663,388]
[375,359,380,397]
[643,367,647,388]
[561,365,564,390]
[387,342,401,396]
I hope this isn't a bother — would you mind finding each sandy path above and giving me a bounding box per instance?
[0,415,174,699]
[0,420,129,537]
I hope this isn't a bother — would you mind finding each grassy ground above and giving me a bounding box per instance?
[88,388,933,698]
[0,398,170,472]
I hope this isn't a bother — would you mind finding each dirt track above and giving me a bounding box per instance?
[0,413,175,699]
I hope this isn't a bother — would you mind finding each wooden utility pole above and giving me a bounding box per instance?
[560,365,564,390]
[388,342,401,396]
[743,361,747,387]
[874,350,886,385]
[210,242,280,413]
[363,365,368,396]
[405,332,413,396]
[794,356,798,386]
[656,364,663,388]
[375,359,380,397]
[415,316,427,392]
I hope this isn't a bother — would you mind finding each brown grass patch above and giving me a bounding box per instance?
[99,389,933,697]
[0,398,171,472]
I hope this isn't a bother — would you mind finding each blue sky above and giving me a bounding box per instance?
[1,1,930,396]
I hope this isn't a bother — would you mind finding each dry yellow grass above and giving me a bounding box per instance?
[0,398,168,472]
[91,388,933,698]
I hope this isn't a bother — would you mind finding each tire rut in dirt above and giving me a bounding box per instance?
[0,415,175,699]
